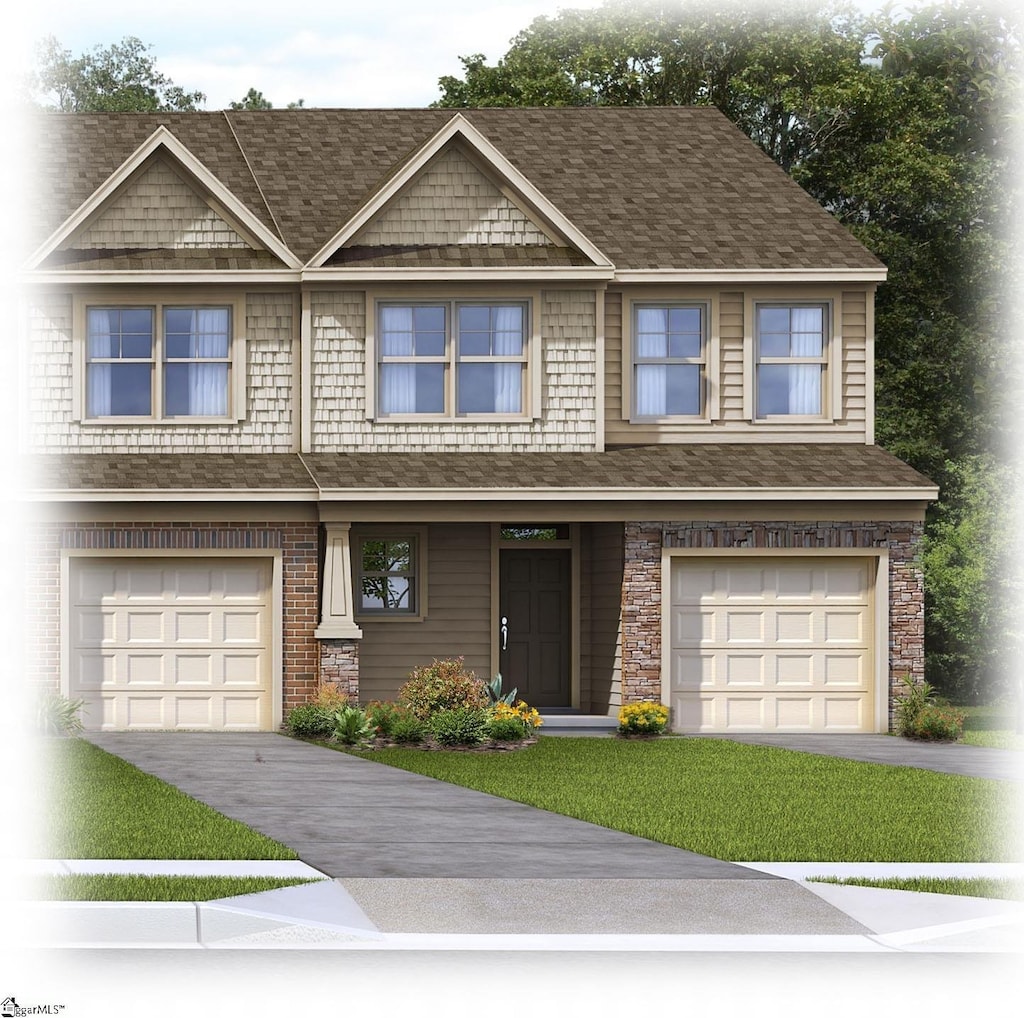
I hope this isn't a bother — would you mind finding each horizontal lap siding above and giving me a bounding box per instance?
[841,290,868,423]
[356,523,492,702]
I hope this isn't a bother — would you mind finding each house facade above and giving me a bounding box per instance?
[22,107,936,734]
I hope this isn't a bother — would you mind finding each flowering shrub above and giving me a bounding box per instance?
[617,701,669,735]
[310,683,350,712]
[397,658,488,720]
[490,699,544,731]
[895,676,964,741]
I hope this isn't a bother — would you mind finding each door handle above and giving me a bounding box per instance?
[500,616,508,651]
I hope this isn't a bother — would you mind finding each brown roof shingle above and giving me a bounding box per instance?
[29,107,883,273]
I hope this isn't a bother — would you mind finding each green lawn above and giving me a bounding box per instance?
[962,705,1024,750]
[32,875,320,901]
[40,738,297,860]
[809,876,1024,900]
[348,736,1017,862]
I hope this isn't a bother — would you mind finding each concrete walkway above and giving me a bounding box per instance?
[24,730,1016,952]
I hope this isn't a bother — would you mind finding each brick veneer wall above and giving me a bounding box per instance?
[621,520,926,730]
[27,520,321,716]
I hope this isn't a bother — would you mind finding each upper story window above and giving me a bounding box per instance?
[632,304,705,418]
[755,304,828,417]
[84,303,235,420]
[377,301,529,417]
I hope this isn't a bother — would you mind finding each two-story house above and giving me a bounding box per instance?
[23,107,936,734]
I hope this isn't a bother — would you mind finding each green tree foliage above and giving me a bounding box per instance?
[436,0,1022,702]
[27,35,205,112]
[230,87,274,110]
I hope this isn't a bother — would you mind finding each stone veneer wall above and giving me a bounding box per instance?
[319,640,360,699]
[27,521,321,716]
[620,520,926,729]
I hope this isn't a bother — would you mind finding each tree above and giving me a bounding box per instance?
[230,87,273,110]
[435,0,1023,702]
[27,35,205,112]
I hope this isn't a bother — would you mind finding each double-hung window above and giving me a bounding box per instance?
[355,536,419,616]
[632,304,705,418]
[377,301,528,417]
[84,303,234,420]
[755,304,828,417]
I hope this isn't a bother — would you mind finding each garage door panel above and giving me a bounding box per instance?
[669,557,875,733]
[69,558,272,731]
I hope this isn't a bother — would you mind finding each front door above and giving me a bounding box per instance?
[499,548,571,708]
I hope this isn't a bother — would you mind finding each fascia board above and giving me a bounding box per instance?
[28,125,303,271]
[306,113,614,270]
[24,270,302,285]
[27,489,320,503]
[300,267,616,282]
[614,268,889,283]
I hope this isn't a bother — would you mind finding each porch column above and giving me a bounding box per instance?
[315,522,362,698]
[621,522,663,703]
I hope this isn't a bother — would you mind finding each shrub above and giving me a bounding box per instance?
[366,700,401,737]
[309,683,350,712]
[485,715,527,742]
[284,703,335,740]
[490,699,543,731]
[332,705,373,746]
[390,712,428,744]
[37,693,86,736]
[484,673,518,706]
[618,701,669,735]
[895,676,965,741]
[429,707,489,746]
[398,658,488,720]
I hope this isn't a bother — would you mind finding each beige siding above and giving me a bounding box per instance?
[580,522,623,712]
[605,285,872,445]
[310,289,599,451]
[350,146,552,248]
[356,523,492,702]
[68,159,252,251]
[27,291,296,452]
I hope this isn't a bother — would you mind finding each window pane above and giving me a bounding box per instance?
[386,541,411,572]
[500,525,569,541]
[634,364,667,415]
[460,331,491,357]
[636,307,668,334]
[459,306,491,332]
[164,363,229,416]
[379,363,444,414]
[636,331,667,359]
[668,332,701,358]
[758,307,790,333]
[665,364,701,414]
[88,362,151,416]
[413,306,445,332]
[361,540,387,573]
[457,362,522,414]
[668,307,701,333]
[165,308,230,359]
[414,331,445,357]
[758,364,822,415]
[87,308,153,359]
[791,332,823,357]
[759,333,790,358]
[86,310,117,358]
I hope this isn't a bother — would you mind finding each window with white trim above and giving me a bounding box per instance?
[377,301,529,417]
[632,304,705,418]
[755,304,828,417]
[84,303,236,420]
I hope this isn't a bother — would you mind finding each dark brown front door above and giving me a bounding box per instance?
[499,548,571,708]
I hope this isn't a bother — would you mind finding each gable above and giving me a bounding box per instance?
[348,145,555,250]
[65,156,254,252]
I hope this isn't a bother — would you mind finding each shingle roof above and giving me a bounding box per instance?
[29,108,883,273]
[27,445,932,495]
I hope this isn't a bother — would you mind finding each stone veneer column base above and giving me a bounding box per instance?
[319,640,360,700]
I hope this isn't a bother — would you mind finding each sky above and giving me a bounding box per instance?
[19,0,612,109]
[14,0,906,111]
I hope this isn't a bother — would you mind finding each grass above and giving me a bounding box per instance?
[347,736,1017,862]
[961,705,1024,750]
[31,875,321,901]
[809,876,1024,900]
[40,738,297,860]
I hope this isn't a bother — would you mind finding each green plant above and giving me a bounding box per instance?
[894,676,965,741]
[429,706,489,746]
[617,701,669,735]
[485,715,527,741]
[332,705,374,746]
[366,700,401,737]
[390,712,428,744]
[310,683,350,711]
[397,657,488,720]
[485,672,518,706]
[284,703,335,740]
[490,699,543,730]
[36,693,86,736]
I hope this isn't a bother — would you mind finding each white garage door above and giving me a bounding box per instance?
[68,557,273,731]
[668,557,876,733]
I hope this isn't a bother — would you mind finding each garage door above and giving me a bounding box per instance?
[68,558,273,731]
[668,557,875,732]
